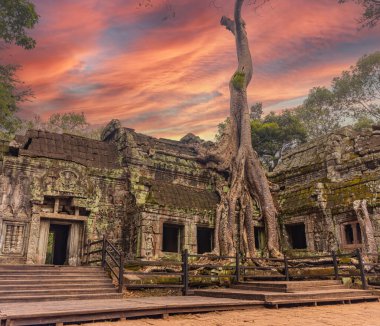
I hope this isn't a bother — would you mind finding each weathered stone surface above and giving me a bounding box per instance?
[0,122,378,265]
[271,126,380,254]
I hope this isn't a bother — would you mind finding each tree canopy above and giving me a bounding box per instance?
[251,111,307,170]
[0,0,38,138]
[294,51,380,140]
[0,65,30,139]
[339,0,380,28]
[0,0,39,49]
[20,112,102,139]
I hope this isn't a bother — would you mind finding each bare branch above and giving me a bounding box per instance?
[220,16,235,35]
[209,0,222,9]
[247,0,270,10]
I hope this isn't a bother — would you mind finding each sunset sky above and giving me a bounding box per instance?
[4,0,380,140]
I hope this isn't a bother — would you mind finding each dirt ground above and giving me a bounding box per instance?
[79,301,380,326]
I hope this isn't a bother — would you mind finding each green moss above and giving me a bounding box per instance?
[232,71,245,90]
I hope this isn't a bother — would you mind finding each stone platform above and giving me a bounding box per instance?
[194,280,380,308]
[0,296,262,326]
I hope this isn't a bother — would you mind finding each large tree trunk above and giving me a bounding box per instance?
[210,0,281,258]
[353,199,377,255]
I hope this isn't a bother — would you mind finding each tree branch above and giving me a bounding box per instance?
[220,16,236,35]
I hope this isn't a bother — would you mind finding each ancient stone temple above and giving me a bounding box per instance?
[271,126,380,255]
[0,121,379,266]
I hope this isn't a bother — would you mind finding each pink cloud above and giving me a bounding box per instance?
[5,0,380,140]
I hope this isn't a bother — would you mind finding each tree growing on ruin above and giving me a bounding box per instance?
[139,0,281,257]
[201,0,282,258]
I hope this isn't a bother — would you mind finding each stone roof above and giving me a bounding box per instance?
[13,130,119,169]
[147,182,219,211]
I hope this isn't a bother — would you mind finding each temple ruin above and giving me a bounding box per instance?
[0,121,378,265]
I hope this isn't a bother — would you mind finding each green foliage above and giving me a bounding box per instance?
[0,65,31,139]
[215,117,229,142]
[332,51,380,120]
[250,102,263,120]
[353,116,375,130]
[251,110,307,170]
[20,112,102,140]
[232,71,245,90]
[295,51,380,140]
[339,0,380,28]
[0,0,39,49]
[294,87,342,140]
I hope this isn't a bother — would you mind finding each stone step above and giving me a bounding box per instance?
[232,280,344,292]
[0,283,116,291]
[0,269,105,275]
[195,288,266,301]
[0,272,107,278]
[242,280,341,287]
[232,283,346,292]
[0,274,109,280]
[194,288,377,302]
[0,292,122,303]
[264,289,376,301]
[0,265,102,272]
[0,287,117,297]
[265,295,379,308]
[0,278,113,285]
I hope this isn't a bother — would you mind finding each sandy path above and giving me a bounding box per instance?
[80,302,380,326]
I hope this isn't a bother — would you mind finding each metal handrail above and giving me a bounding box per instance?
[84,235,125,293]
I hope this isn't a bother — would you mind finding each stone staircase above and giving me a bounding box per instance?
[0,264,122,303]
[195,280,380,308]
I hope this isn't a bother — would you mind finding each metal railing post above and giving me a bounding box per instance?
[118,254,125,293]
[332,251,339,280]
[356,249,368,290]
[101,235,107,268]
[182,249,189,296]
[235,251,240,284]
[284,254,290,281]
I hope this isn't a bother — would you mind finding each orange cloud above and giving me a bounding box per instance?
[6,0,380,140]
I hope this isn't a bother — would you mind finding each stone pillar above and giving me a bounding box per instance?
[35,219,49,264]
[26,205,42,264]
[67,222,83,266]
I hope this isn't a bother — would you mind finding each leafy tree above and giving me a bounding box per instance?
[250,102,263,120]
[251,111,307,170]
[0,65,31,139]
[0,0,39,49]
[295,52,380,140]
[294,87,342,140]
[332,51,380,120]
[339,0,380,28]
[21,113,102,139]
[0,0,38,138]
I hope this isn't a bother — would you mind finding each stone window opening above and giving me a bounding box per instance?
[286,223,307,249]
[162,223,183,253]
[254,226,266,250]
[197,226,214,254]
[342,221,362,248]
[1,222,26,255]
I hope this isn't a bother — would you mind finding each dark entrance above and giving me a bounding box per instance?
[286,223,307,249]
[254,226,265,250]
[197,227,214,254]
[162,223,183,253]
[45,224,70,265]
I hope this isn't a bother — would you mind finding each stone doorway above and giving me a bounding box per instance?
[37,219,84,266]
[45,224,70,265]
